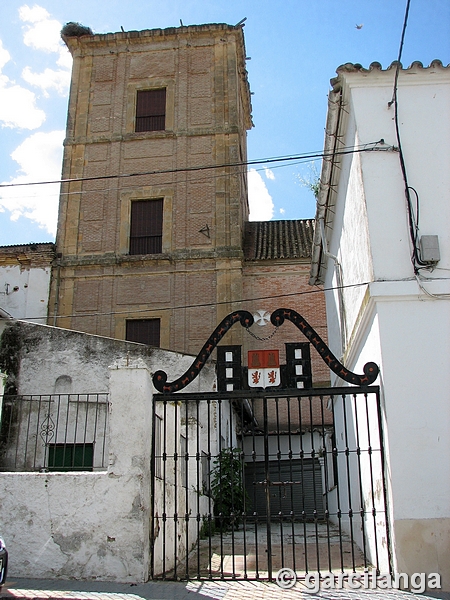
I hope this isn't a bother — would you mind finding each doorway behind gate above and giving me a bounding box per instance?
[150,387,391,582]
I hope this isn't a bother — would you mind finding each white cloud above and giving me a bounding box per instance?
[264,167,275,180]
[22,65,70,97]
[57,47,73,71]
[248,168,274,221]
[0,130,64,235]
[0,40,11,70]
[0,77,46,129]
[19,4,72,97]
[20,5,62,53]
[279,208,285,214]
[0,39,46,129]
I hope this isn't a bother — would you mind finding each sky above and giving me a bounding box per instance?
[0,0,449,247]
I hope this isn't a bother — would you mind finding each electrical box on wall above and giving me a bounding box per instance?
[420,235,440,264]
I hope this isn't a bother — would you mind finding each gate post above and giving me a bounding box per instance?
[109,358,153,582]
[263,394,273,580]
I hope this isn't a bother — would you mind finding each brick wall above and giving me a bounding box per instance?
[242,260,329,385]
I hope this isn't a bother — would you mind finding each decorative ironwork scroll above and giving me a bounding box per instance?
[152,307,379,393]
[153,310,254,393]
[271,308,379,386]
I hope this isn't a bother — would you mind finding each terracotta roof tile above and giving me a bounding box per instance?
[244,219,314,261]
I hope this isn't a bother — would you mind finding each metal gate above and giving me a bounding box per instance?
[150,386,391,582]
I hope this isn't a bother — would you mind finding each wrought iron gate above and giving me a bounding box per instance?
[150,386,391,582]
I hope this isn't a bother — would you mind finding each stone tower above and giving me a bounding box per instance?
[49,23,253,354]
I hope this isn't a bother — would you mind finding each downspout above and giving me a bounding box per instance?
[310,87,348,358]
[52,253,62,327]
[318,218,347,355]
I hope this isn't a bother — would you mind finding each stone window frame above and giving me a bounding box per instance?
[129,198,164,255]
[126,79,175,135]
[119,186,173,256]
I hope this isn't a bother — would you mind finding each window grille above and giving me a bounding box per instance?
[48,443,94,471]
[0,394,108,472]
[135,89,166,132]
[129,198,163,255]
[126,319,161,347]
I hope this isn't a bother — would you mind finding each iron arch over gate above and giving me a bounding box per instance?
[150,309,391,583]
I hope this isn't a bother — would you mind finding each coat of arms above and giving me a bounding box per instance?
[248,350,280,388]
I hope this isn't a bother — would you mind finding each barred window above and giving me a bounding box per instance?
[126,319,160,347]
[135,89,166,132]
[129,198,163,255]
[48,443,94,472]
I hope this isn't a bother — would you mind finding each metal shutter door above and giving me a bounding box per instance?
[245,458,324,520]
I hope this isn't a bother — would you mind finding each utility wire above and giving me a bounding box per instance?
[0,156,325,202]
[389,0,429,272]
[16,280,373,323]
[0,141,393,190]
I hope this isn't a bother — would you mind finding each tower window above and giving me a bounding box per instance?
[126,319,161,347]
[135,89,166,132]
[130,198,163,255]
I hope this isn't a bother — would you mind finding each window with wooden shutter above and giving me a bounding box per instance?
[129,198,163,255]
[135,89,166,132]
[126,318,161,347]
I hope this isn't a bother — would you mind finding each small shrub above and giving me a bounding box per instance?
[210,447,249,531]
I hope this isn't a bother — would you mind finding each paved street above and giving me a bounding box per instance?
[1,577,449,600]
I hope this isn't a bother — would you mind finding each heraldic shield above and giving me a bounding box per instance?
[248,349,281,388]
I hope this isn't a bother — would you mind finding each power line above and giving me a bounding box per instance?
[389,0,429,273]
[0,141,392,190]
[13,280,373,323]
[0,157,320,202]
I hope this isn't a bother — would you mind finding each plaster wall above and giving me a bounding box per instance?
[344,291,450,587]
[2,360,154,582]
[325,110,373,355]
[3,321,215,396]
[0,264,51,322]
[319,65,450,588]
[374,296,450,521]
[0,321,217,581]
[349,70,450,280]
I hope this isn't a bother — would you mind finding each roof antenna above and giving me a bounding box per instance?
[235,17,247,27]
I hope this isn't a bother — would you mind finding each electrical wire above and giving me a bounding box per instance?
[389,0,430,273]
[415,275,450,300]
[0,156,321,203]
[0,141,392,190]
[14,279,373,323]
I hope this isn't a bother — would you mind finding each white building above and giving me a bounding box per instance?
[310,60,450,590]
[0,243,55,323]
[0,320,218,581]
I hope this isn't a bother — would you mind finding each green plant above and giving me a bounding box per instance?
[0,323,22,395]
[210,447,249,531]
[296,161,321,198]
[199,515,215,539]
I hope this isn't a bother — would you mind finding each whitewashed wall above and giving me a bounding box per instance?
[0,321,216,581]
[319,63,450,589]
[0,263,51,323]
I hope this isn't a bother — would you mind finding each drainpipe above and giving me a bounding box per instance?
[52,253,62,327]
[319,218,347,357]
